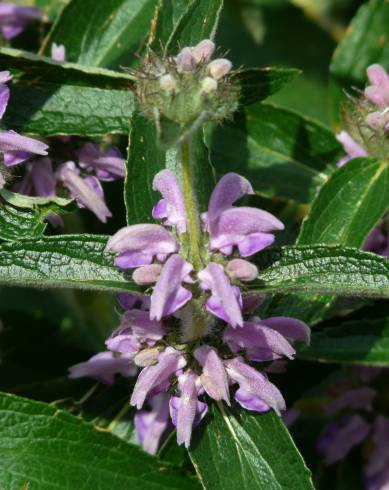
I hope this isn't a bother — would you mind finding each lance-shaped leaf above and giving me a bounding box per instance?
[250,245,389,299]
[0,392,200,489]
[232,68,301,106]
[189,403,314,490]
[209,103,343,203]
[41,0,160,68]
[298,158,389,247]
[0,234,143,293]
[0,48,134,136]
[298,318,389,366]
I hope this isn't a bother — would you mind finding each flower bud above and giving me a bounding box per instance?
[208,58,232,80]
[134,348,160,367]
[133,264,162,285]
[159,74,178,93]
[226,259,258,282]
[201,76,218,94]
[192,39,215,63]
[176,47,196,73]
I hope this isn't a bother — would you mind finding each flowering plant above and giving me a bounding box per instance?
[0,1,388,489]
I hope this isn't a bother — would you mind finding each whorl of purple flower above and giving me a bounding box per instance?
[0,3,41,40]
[69,169,310,453]
[316,367,389,490]
[0,71,48,166]
[364,65,389,132]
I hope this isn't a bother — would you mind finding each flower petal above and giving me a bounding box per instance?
[194,345,230,404]
[259,316,311,345]
[152,170,187,233]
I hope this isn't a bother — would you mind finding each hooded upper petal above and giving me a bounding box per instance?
[198,262,243,327]
[0,130,48,166]
[150,254,193,320]
[259,316,311,345]
[0,70,12,119]
[152,170,187,233]
[68,351,136,385]
[130,347,186,409]
[78,142,125,181]
[106,223,178,268]
[194,345,230,404]
[225,357,286,414]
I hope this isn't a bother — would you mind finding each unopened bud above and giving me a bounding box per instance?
[226,259,258,282]
[208,58,232,80]
[201,76,218,94]
[159,74,177,93]
[176,47,196,73]
[133,264,162,285]
[134,348,160,367]
[192,39,215,63]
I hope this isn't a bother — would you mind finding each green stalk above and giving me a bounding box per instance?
[180,138,203,271]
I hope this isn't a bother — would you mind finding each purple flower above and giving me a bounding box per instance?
[0,71,48,166]
[336,131,368,168]
[194,345,230,404]
[16,157,56,197]
[56,161,112,223]
[106,224,178,268]
[364,416,389,490]
[225,357,286,414]
[150,254,193,320]
[198,262,243,327]
[78,142,125,181]
[68,351,136,385]
[0,3,41,39]
[131,348,186,409]
[135,393,172,455]
[365,65,389,108]
[317,415,370,465]
[325,386,376,415]
[152,170,187,234]
[203,173,284,256]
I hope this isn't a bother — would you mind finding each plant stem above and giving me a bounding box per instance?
[180,138,203,270]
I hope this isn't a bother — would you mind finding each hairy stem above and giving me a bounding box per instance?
[180,138,203,270]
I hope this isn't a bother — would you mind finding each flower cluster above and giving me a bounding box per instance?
[336,64,389,168]
[336,64,389,257]
[0,66,125,222]
[136,39,238,141]
[0,3,41,40]
[316,367,389,490]
[69,170,310,452]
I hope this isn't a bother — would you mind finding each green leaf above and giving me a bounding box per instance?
[0,234,142,293]
[299,318,389,365]
[189,404,314,490]
[161,0,224,52]
[0,190,75,241]
[329,0,389,123]
[209,103,343,203]
[232,68,301,106]
[125,111,215,225]
[1,47,134,136]
[330,0,389,87]
[250,245,389,299]
[41,0,159,68]
[298,158,389,247]
[0,392,200,490]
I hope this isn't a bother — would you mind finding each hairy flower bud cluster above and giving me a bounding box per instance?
[316,367,389,490]
[337,64,389,164]
[135,39,239,142]
[69,169,310,452]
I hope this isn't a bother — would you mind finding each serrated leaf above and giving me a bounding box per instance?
[298,318,389,365]
[232,67,301,106]
[0,234,142,293]
[0,392,200,490]
[250,245,389,298]
[41,0,159,68]
[209,103,342,203]
[298,158,389,247]
[0,47,134,136]
[189,404,314,490]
